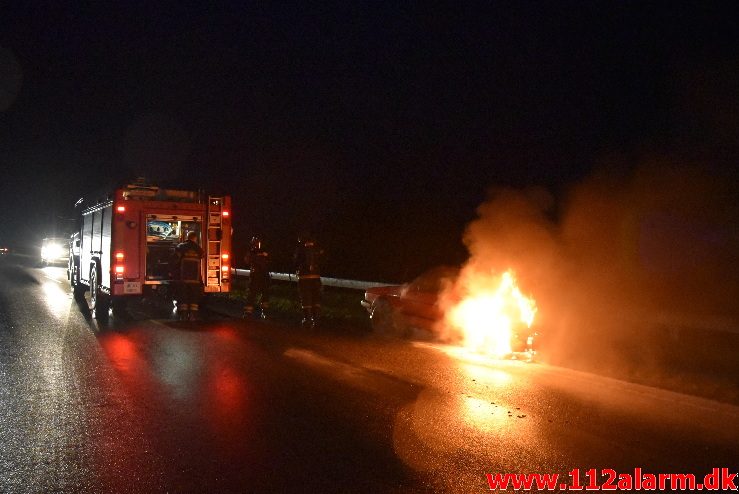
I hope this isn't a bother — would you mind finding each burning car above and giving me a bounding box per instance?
[361,266,539,359]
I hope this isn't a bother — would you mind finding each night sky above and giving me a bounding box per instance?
[1,2,737,281]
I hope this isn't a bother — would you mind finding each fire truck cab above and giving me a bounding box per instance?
[69,180,232,318]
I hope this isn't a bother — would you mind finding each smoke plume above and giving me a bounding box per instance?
[451,161,739,397]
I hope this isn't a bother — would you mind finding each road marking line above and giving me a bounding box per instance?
[43,275,63,284]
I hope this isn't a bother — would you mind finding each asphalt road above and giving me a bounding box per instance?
[1,260,737,493]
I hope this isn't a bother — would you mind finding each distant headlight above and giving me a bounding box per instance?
[42,243,65,259]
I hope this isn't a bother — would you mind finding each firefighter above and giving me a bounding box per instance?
[243,235,271,319]
[174,231,204,320]
[293,233,323,328]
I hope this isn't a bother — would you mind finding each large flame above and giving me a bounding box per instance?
[444,270,537,357]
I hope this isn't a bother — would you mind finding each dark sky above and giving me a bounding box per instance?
[1,2,737,280]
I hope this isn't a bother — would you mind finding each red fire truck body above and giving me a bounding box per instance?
[69,181,231,317]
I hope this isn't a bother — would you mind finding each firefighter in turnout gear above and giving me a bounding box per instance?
[243,236,271,319]
[174,231,204,320]
[294,234,323,328]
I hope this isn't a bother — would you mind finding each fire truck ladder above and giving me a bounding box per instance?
[206,196,225,290]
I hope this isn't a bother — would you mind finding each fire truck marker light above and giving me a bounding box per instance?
[115,252,124,261]
[222,253,229,260]
[115,266,125,274]
[116,206,125,213]
[222,211,229,217]
[221,266,229,272]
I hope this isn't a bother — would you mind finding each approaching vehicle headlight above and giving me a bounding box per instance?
[42,243,65,260]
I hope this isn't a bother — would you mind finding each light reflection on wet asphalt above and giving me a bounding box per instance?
[1,263,738,493]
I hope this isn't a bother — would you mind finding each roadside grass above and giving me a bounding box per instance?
[217,277,371,329]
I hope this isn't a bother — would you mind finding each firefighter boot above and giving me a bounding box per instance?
[178,303,189,320]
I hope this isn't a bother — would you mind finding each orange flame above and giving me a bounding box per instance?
[444,270,537,357]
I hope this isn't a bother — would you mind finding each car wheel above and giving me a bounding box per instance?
[371,299,405,338]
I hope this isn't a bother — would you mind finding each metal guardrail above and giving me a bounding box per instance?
[232,269,391,290]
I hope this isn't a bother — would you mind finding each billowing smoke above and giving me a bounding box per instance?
[449,161,739,396]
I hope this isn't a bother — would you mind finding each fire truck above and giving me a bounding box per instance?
[69,180,232,318]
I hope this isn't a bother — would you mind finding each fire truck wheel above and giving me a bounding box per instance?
[90,268,109,319]
[72,282,86,301]
[70,264,85,299]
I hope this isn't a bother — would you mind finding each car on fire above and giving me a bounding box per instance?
[361,266,538,358]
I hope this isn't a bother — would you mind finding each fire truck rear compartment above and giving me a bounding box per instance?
[145,215,202,282]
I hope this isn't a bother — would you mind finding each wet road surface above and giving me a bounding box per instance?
[1,261,737,493]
